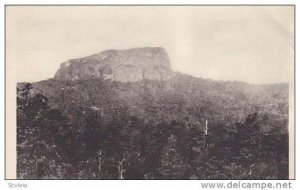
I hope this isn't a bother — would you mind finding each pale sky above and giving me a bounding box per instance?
[6,6,294,84]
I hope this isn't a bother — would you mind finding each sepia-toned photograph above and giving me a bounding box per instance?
[5,5,294,179]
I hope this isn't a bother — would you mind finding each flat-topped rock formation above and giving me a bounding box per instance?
[54,47,174,82]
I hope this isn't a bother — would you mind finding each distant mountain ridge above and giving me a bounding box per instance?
[55,47,174,82]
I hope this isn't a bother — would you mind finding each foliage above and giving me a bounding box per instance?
[16,76,289,179]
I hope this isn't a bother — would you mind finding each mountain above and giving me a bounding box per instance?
[54,47,174,82]
[16,47,289,179]
[19,47,289,133]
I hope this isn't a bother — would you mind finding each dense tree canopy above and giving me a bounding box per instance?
[17,75,289,179]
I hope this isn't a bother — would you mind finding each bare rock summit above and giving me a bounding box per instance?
[54,47,174,82]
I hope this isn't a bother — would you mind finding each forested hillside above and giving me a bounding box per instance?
[16,73,289,179]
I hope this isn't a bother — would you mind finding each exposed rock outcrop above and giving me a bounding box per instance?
[54,47,174,82]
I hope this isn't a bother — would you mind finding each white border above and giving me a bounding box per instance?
[1,1,298,190]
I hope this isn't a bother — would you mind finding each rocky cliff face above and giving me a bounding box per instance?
[54,47,174,82]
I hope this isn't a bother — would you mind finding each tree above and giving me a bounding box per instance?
[17,83,70,179]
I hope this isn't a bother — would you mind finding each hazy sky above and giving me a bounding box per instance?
[6,6,294,84]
